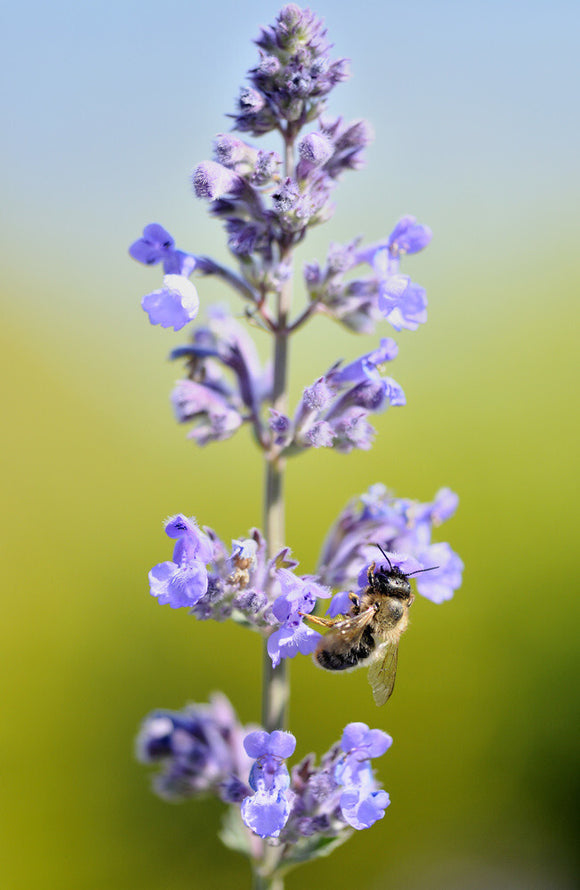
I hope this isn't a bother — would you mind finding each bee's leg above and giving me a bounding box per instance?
[367,561,376,587]
[299,612,336,628]
[348,591,360,613]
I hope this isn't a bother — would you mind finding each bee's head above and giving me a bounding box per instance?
[373,564,412,599]
[373,544,439,599]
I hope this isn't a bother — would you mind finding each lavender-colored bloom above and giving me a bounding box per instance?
[241,730,296,838]
[129,223,174,265]
[340,722,393,761]
[328,338,398,387]
[327,589,352,618]
[193,161,244,200]
[242,785,294,838]
[276,721,392,844]
[136,693,252,802]
[141,274,200,331]
[267,572,330,668]
[170,306,274,447]
[377,270,428,332]
[290,342,404,454]
[387,214,432,256]
[232,5,349,136]
[333,722,392,830]
[317,484,463,601]
[414,542,464,604]
[339,777,390,830]
[308,211,431,333]
[171,379,243,445]
[129,224,196,276]
[298,131,334,167]
[148,514,213,609]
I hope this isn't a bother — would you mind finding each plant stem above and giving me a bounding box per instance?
[253,867,284,890]
[261,132,295,737]
[255,128,297,890]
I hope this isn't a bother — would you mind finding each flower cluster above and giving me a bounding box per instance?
[169,307,273,446]
[317,483,463,604]
[147,513,332,654]
[138,695,392,854]
[145,493,462,685]
[136,694,252,802]
[305,214,432,334]
[231,4,349,135]
[272,337,405,453]
[241,723,391,843]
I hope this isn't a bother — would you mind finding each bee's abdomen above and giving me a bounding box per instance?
[315,626,376,672]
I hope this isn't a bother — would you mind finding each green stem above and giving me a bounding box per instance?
[255,130,296,889]
[261,130,295,736]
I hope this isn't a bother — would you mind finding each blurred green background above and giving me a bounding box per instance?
[1,1,579,888]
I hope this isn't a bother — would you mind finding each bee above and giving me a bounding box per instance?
[307,549,435,706]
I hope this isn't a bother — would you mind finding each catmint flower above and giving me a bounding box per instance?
[129,223,197,276]
[232,5,349,136]
[148,514,213,608]
[387,214,432,256]
[241,730,296,838]
[334,723,392,830]
[267,573,330,668]
[171,379,243,445]
[136,694,252,802]
[290,341,405,453]
[317,484,463,602]
[376,269,428,332]
[307,212,431,333]
[338,768,390,830]
[170,306,273,446]
[141,274,200,331]
[193,161,245,200]
[276,721,392,845]
[298,131,334,167]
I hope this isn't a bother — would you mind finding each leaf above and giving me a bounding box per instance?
[219,807,253,858]
[279,830,353,872]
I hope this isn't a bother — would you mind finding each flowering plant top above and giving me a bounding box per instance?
[130,5,462,886]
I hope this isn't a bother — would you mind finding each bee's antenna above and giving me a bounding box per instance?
[375,543,393,571]
[406,565,439,576]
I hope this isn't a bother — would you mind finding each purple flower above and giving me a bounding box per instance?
[170,306,273,446]
[129,223,174,265]
[328,338,398,387]
[414,542,464,604]
[192,161,244,200]
[298,131,334,167]
[334,722,392,830]
[339,777,390,830]
[148,514,213,609]
[377,270,428,332]
[231,6,349,136]
[141,274,200,331]
[387,215,432,256]
[290,342,405,454]
[171,380,243,445]
[340,722,393,762]
[129,223,196,276]
[136,693,252,802]
[317,484,463,601]
[267,572,330,668]
[241,730,296,838]
[241,785,294,838]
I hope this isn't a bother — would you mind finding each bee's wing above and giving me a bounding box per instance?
[326,606,376,644]
[367,641,399,706]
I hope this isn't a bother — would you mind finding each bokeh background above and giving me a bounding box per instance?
[2,0,579,887]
